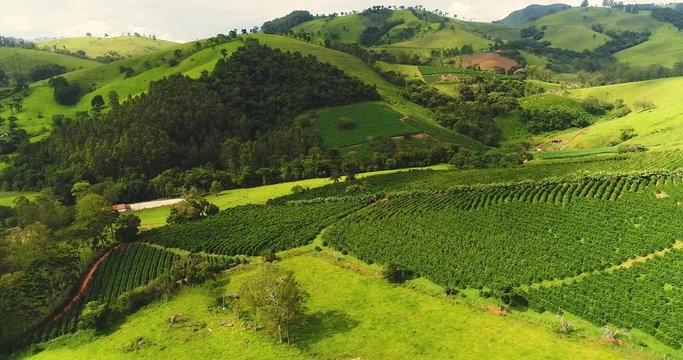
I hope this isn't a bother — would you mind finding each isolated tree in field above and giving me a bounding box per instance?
[91,95,105,112]
[238,263,309,343]
[634,99,655,111]
[382,262,413,283]
[581,0,589,7]
[114,213,141,243]
[220,48,228,57]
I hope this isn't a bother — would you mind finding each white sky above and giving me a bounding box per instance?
[0,0,636,42]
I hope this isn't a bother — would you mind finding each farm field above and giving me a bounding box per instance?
[36,36,177,59]
[310,102,417,148]
[24,253,660,360]
[134,165,450,229]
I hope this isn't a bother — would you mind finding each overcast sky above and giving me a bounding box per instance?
[1,0,633,42]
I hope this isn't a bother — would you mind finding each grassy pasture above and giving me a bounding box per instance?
[36,36,177,59]
[24,252,656,360]
[535,76,683,150]
[376,25,492,57]
[0,191,39,207]
[0,47,99,81]
[310,102,417,148]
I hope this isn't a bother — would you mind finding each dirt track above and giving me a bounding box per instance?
[127,198,183,211]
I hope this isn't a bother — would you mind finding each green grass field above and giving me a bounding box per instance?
[533,7,683,66]
[535,76,683,151]
[0,47,99,82]
[36,36,177,59]
[0,191,39,207]
[376,25,492,57]
[24,251,659,360]
[310,102,417,148]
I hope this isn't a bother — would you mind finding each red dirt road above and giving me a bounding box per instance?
[52,244,124,321]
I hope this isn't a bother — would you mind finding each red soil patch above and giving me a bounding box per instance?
[481,305,508,316]
[343,262,373,276]
[52,244,123,321]
[462,53,518,71]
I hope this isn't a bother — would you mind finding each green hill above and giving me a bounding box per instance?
[535,76,683,151]
[3,33,485,151]
[0,47,99,84]
[498,3,572,25]
[24,251,664,360]
[36,36,178,60]
[533,7,683,65]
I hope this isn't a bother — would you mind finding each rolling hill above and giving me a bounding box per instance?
[535,76,683,151]
[2,33,486,151]
[0,47,99,85]
[498,3,572,25]
[36,36,178,59]
[533,7,683,65]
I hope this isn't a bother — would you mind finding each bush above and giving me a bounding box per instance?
[382,263,413,284]
[618,144,648,153]
[337,118,357,130]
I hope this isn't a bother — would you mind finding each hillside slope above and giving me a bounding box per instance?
[0,47,99,83]
[536,76,683,150]
[534,7,683,65]
[25,252,656,360]
[499,3,572,25]
[36,36,178,59]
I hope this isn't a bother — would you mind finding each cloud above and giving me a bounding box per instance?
[0,0,640,42]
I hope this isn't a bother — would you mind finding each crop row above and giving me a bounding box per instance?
[323,184,683,290]
[42,243,179,340]
[525,249,683,349]
[388,174,682,211]
[143,200,367,256]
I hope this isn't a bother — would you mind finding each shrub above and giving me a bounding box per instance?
[382,263,413,284]
[337,118,357,130]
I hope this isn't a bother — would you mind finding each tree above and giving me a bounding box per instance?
[238,264,309,343]
[75,194,118,249]
[91,95,105,112]
[382,262,413,283]
[170,254,212,285]
[48,76,82,105]
[166,196,218,225]
[114,213,141,243]
[581,0,589,7]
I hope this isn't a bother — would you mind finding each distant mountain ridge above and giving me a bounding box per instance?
[498,3,571,25]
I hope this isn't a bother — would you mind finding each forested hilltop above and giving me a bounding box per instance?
[2,40,381,202]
